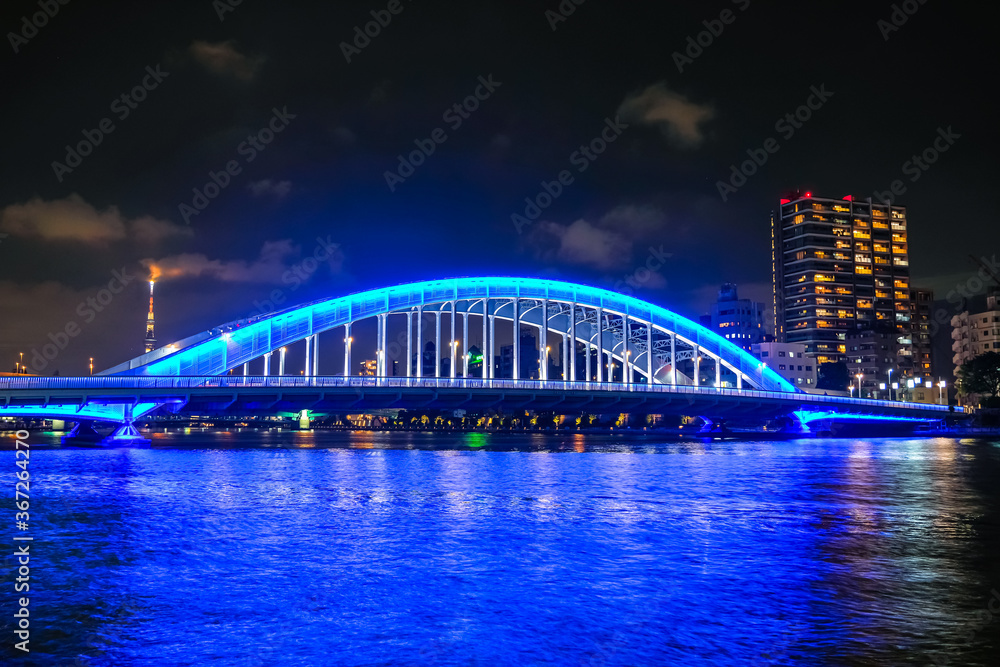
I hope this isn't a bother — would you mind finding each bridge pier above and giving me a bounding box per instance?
[100,406,150,446]
[102,422,151,446]
[61,420,102,444]
[698,417,728,436]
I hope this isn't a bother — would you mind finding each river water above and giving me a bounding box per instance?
[4,430,1000,666]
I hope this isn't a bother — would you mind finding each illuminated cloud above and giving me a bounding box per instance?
[529,205,667,271]
[189,40,263,81]
[0,194,191,245]
[142,238,344,284]
[618,82,714,147]
[247,179,292,199]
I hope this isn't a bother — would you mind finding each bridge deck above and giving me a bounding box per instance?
[0,376,957,422]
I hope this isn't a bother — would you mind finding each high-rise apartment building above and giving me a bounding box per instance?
[772,192,913,371]
[910,288,934,380]
[951,293,1000,378]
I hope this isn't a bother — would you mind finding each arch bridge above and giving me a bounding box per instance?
[0,277,956,432]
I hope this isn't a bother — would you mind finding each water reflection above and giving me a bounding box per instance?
[15,432,1000,665]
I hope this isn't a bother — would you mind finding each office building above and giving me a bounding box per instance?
[700,284,766,352]
[500,334,539,379]
[751,341,817,388]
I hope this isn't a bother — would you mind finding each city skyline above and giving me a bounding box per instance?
[1,1,996,376]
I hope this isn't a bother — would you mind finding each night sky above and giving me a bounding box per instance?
[1,0,995,375]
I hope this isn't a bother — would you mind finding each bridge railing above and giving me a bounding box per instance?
[0,375,959,413]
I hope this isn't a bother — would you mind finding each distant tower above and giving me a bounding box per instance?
[144,281,156,353]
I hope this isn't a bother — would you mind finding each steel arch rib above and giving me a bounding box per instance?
[104,277,796,393]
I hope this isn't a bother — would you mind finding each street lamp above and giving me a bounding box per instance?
[887,369,893,400]
[89,358,94,376]
[19,352,24,374]
[938,380,947,404]
[856,373,863,398]
[879,382,886,401]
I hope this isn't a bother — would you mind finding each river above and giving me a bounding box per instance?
[4,430,1000,665]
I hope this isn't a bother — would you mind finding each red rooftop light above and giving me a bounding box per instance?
[844,195,854,201]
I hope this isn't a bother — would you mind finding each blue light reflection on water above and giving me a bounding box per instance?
[5,432,1000,666]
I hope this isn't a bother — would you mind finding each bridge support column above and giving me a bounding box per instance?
[264,352,272,376]
[570,302,577,382]
[540,299,548,381]
[488,304,495,379]
[513,299,520,381]
[305,336,312,377]
[596,307,603,383]
[344,323,352,378]
[607,338,614,383]
[480,300,487,379]
[646,322,653,384]
[435,309,442,378]
[381,315,387,377]
[715,356,721,388]
[694,346,700,387]
[450,301,457,380]
[243,362,248,377]
[279,347,287,376]
[670,333,677,385]
[407,311,413,378]
[586,340,591,382]
[737,372,743,389]
[623,318,630,385]
[313,333,320,377]
[562,332,568,381]
[416,307,423,378]
[376,315,386,377]
[463,308,469,378]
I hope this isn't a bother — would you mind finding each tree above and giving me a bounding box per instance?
[817,361,849,391]
[958,351,1000,404]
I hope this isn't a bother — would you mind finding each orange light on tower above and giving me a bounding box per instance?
[144,279,157,353]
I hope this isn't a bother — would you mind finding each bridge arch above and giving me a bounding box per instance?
[103,277,796,393]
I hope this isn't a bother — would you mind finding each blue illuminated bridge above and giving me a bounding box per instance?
[0,277,957,437]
